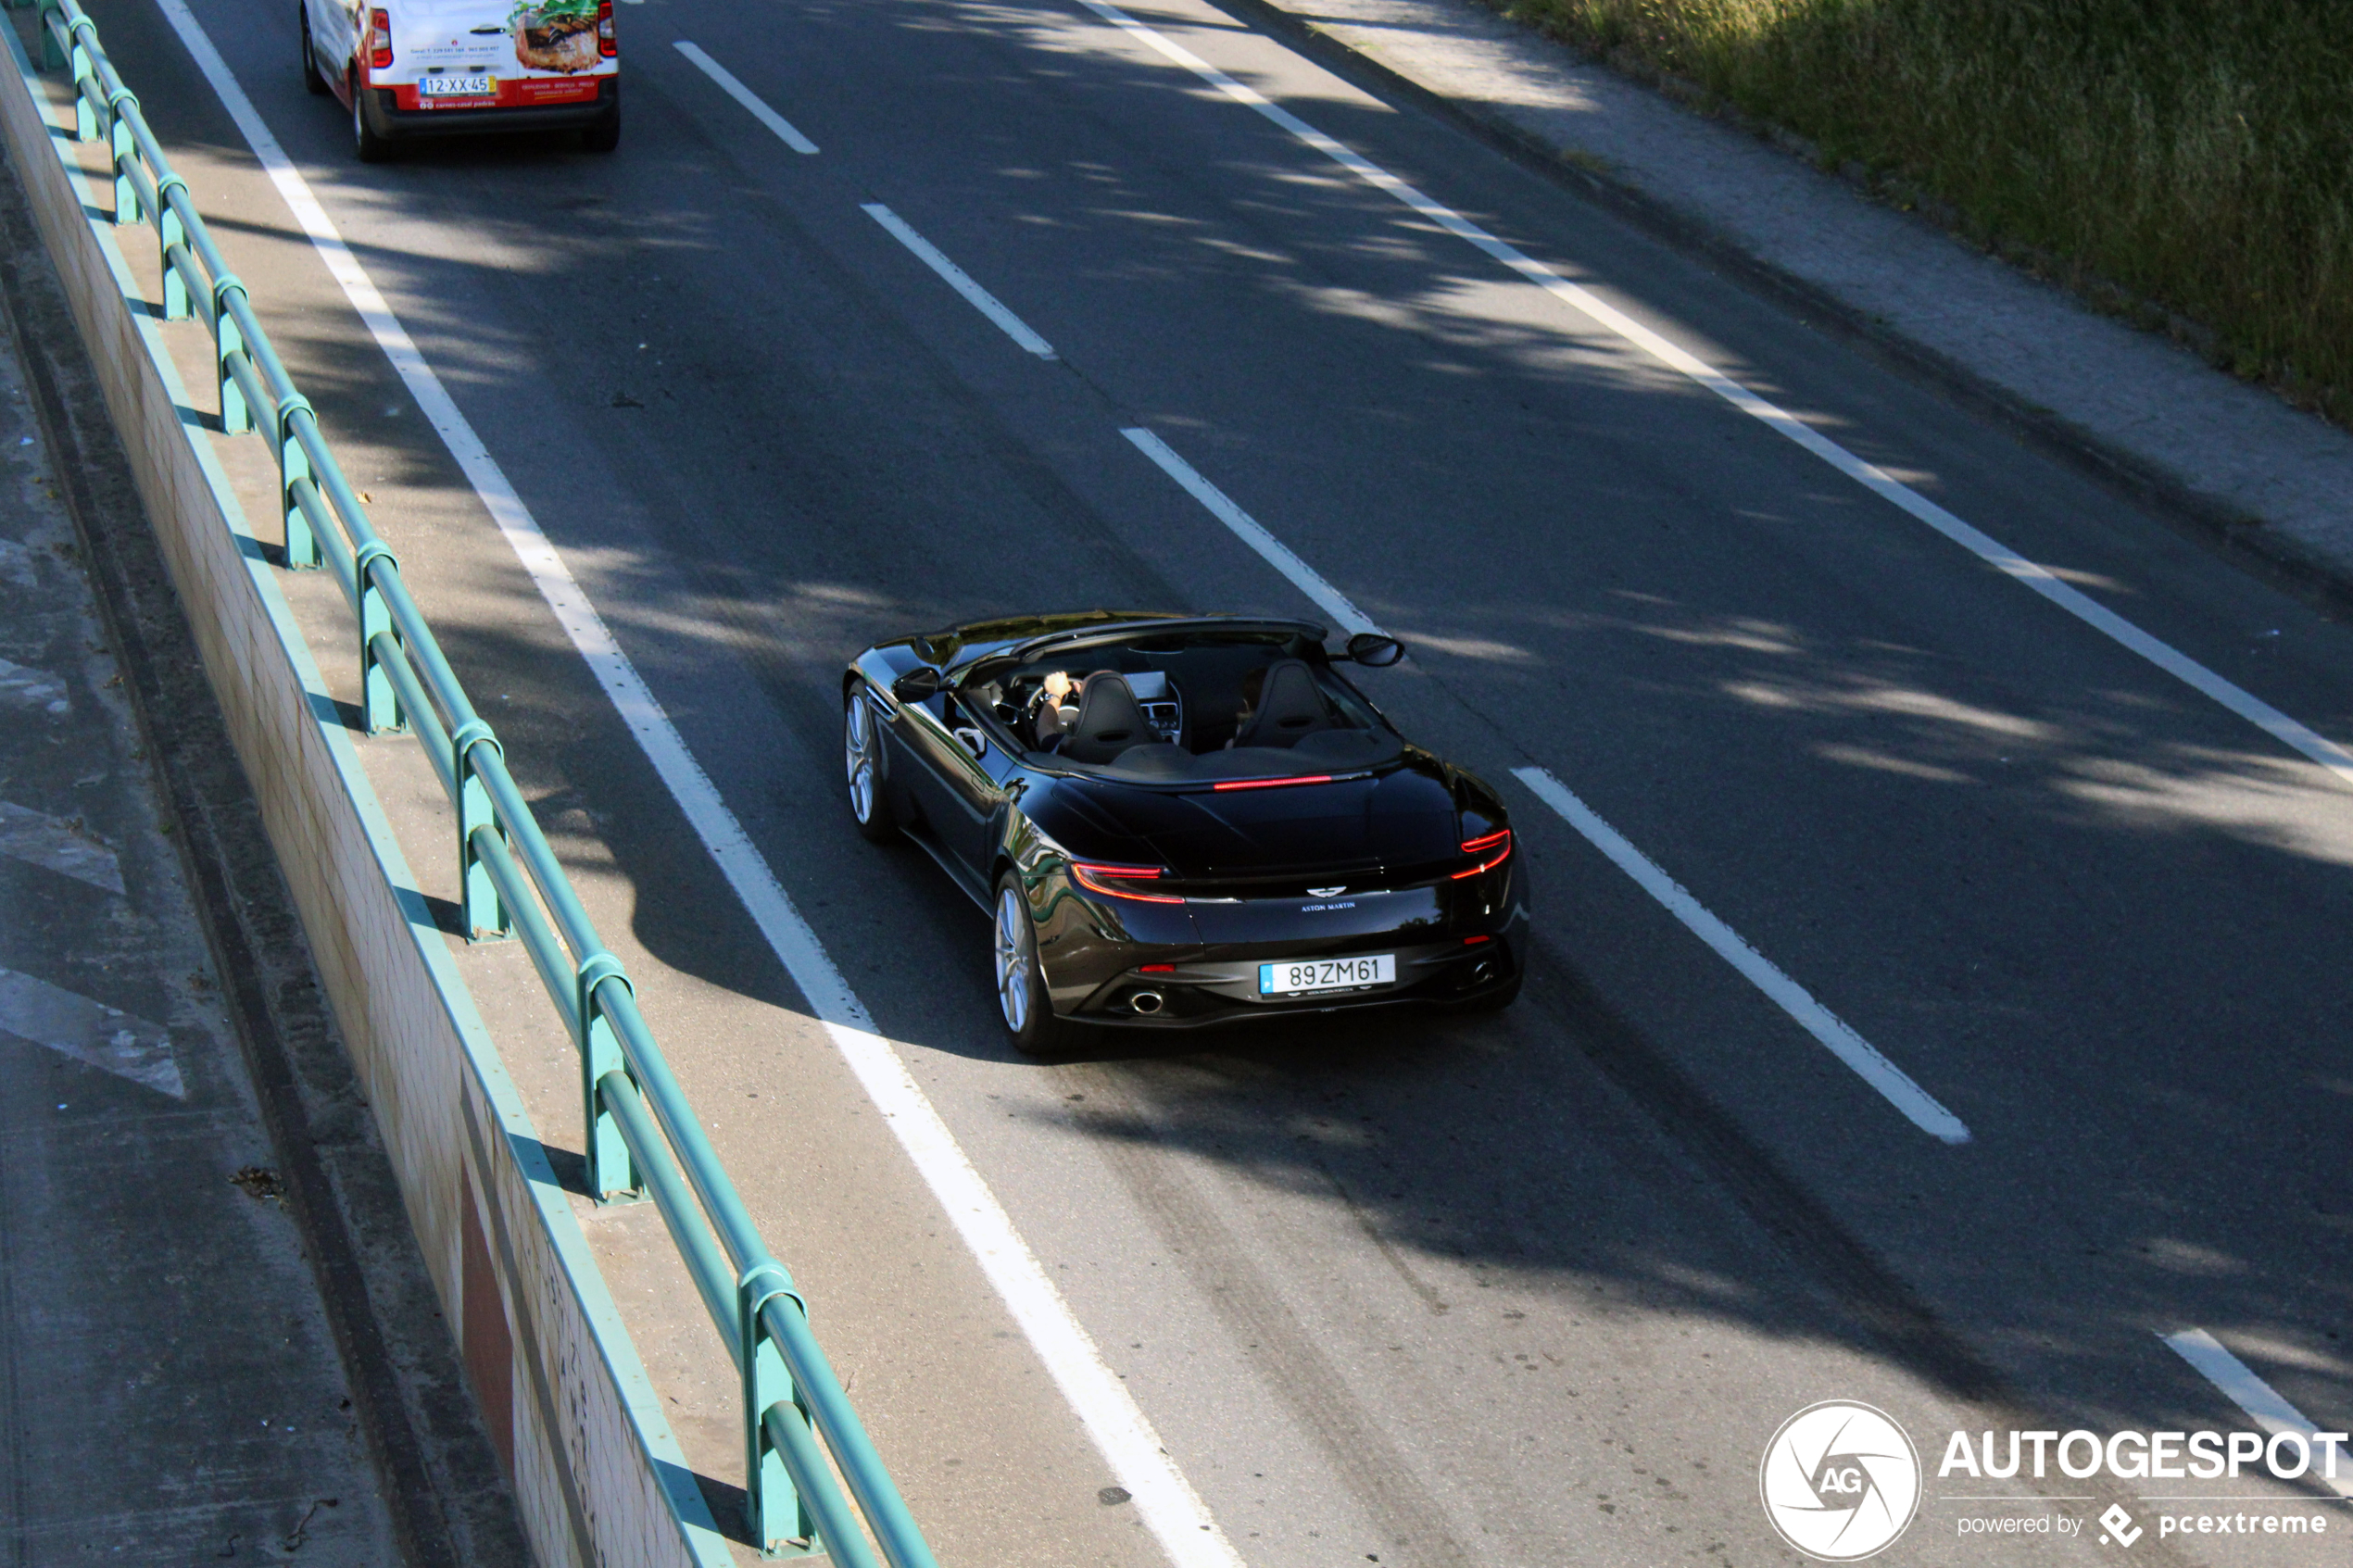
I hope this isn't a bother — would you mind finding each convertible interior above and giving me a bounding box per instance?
[963,632,1405,781]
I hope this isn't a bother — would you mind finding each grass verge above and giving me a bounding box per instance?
[1496,0,2353,428]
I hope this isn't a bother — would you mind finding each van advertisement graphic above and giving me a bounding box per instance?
[384,0,613,112]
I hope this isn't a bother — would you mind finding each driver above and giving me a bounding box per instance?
[1027,670,1088,749]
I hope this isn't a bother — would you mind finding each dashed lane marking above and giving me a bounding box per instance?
[1121,427,1375,634]
[2163,1329,2353,1499]
[863,203,1059,360]
[673,40,819,155]
[1514,766,1969,1144]
[1120,421,1966,1144]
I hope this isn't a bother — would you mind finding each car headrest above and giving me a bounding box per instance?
[1059,671,1150,763]
[1232,659,1334,748]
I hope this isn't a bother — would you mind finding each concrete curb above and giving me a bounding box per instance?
[0,20,731,1568]
[1211,0,2353,613]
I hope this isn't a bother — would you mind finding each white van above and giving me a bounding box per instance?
[300,0,619,158]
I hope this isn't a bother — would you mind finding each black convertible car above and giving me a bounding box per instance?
[843,612,1528,1051]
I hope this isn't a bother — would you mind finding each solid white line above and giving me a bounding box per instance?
[861,203,1057,359]
[1121,427,1379,636]
[1511,765,1970,1144]
[672,41,818,155]
[147,5,1239,1563]
[2162,1329,2353,1498]
[1070,0,2353,792]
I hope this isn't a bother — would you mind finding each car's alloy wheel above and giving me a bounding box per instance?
[993,873,1080,1056]
[993,886,1030,1033]
[843,685,897,843]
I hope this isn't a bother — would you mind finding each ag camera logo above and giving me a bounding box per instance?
[1760,1401,1923,1561]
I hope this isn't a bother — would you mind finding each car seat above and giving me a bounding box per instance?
[1058,672,1151,763]
[1230,659,1336,748]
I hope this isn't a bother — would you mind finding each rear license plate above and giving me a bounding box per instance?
[419,74,495,98]
[1259,954,1395,996]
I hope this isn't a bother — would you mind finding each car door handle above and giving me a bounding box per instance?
[952,726,988,759]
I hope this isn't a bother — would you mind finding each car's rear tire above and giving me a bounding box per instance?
[994,874,1084,1057]
[581,106,620,153]
[844,684,899,844]
[351,75,391,162]
[299,7,329,94]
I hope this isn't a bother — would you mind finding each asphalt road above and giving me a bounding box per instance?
[59,0,2353,1562]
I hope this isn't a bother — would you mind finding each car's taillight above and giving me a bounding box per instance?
[597,0,614,56]
[1071,861,1184,904]
[1451,828,1512,880]
[369,8,392,69]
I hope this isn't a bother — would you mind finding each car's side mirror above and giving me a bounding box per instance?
[891,667,943,704]
[1345,633,1404,668]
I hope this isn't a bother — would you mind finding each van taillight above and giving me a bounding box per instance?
[369,8,392,69]
[597,0,614,56]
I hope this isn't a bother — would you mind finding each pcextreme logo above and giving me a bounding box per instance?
[1760,1401,1924,1561]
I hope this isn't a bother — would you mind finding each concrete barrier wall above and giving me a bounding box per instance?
[0,25,731,1568]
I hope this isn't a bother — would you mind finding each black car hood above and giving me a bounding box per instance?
[1046,763,1458,877]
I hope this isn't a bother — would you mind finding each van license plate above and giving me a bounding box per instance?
[420,75,495,97]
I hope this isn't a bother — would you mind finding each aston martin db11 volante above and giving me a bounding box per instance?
[843,612,1529,1052]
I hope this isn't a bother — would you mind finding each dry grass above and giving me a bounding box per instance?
[1500,0,2353,426]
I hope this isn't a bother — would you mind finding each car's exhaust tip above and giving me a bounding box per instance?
[1129,990,1164,1015]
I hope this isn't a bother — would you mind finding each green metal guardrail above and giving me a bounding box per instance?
[23,5,939,1562]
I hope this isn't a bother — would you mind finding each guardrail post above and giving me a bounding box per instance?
[576,955,639,1201]
[352,538,403,731]
[740,1263,816,1559]
[106,88,138,225]
[450,720,510,940]
[155,175,189,319]
[35,1,64,69]
[210,274,250,433]
[67,18,95,137]
[275,396,320,569]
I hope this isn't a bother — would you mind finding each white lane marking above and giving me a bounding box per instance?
[672,41,819,155]
[2163,1329,2353,1497]
[1071,0,2353,792]
[1512,765,1970,1144]
[862,203,1059,360]
[0,654,68,714]
[150,6,1240,1562]
[0,799,125,893]
[0,966,182,1097]
[1122,427,1378,635]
